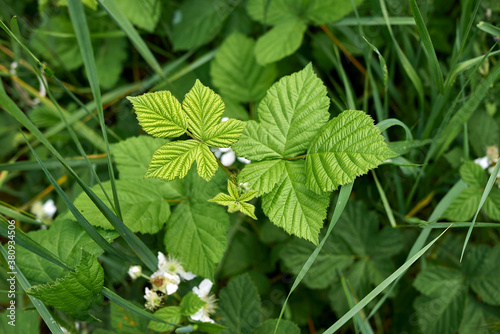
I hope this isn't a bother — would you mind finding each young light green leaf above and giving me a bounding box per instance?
[209,181,258,219]
[238,160,286,196]
[145,140,199,181]
[218,274,261,334]
[305,110,397,193]
[128,91,188,138]
[210,33,277,102]
[255,19,307,65]
[27,250,104,319]
[232,121,283,161]
[164,201,229,279]
[196,144,219,181]
[262,161,330,244]
[204,118,245,147]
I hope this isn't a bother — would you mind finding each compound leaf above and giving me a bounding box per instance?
[145,140,199,181]
[204,118,245,147]
[128,91,188,138]
[305,110,396,193]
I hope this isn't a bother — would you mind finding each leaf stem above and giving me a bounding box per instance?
[284,154,307,160]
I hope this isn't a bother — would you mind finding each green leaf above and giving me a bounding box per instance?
[204,118,245,147]
[252,319,300,334]
[234,64,330,160]
[148,307,182,332]
[95,37,127,89]
[15,218,114,285]
[115,0,161,32]
[209,181,258,219]
[305,0,364,25]
[164,201,229,279]
[71,179,171,233]
[146,140,201,181]
[128,91,188,138]
[182,80,225,142]
[111,302,150,334]
[238,160,286,196]
[413,266,464,297]
[180,292,206,316]
[467,246,500,306]
[27,250,104,319]
[305,110,397,193]
[172,0,231,50]
[459,161,487,188]
[255,19,307,65]
[210,33,277,102]
[246,0,308,26]
[483,188,500,221]
[196,144,220,181]
[468,111,499,157]
[262,161,330,244]
[218,274,261,334]
[195,322,227,334]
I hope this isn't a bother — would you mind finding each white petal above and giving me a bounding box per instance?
[221,151,236,166]
[237,157,251,164]
[166,283,179,295]
[42,200,57,218]
[474,156,490,169]
[198,279,213,297]
[219,147,232,153]
[157,252,167,269]
[190,309,204,322]
[221,117,229,122]
[180,270,196,280]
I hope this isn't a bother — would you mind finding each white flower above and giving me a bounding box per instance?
[150,270,180,295]
[474,156,490,169]
[157,252,196,280]
[31,199,57,222]
[190,279,217,323]
[127,265,142,280]
[144,287,162,310]
[212,147,251,166]
[486,145,499,164]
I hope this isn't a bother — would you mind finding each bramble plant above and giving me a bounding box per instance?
[1,0,500,333]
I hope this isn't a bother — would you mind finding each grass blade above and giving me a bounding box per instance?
[274,183,354,334]
[0,204,41,225]
[372,171,397,227]
[97,0,162,74]
[0,216,71,270]
[409,0,444,93]
[460,161,500,261]
[0,246,65,334]
[66,0,122,219]
[477,21,500,38]
[324,227,450,333]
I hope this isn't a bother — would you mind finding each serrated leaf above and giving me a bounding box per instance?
[218,274,261,334]
[15,218,115,285]
[234,64,330,160]
[71,179,171,233]
[210,33,277,102]
[172,0,231,50]
[262,160,330,244]
[252,319,300,334]
[442,187,481,221]
[468,111,500,157]
[115,0,161,32]
[145,140,198,181]
[239,202,257,220]
[305,110,397,193]
[183,80,225,140]
[305,0,364,25]
[27,250,104,318]
[413,266,464,297]
[255,19,307,65]
[467,245,500,306]
[95,37,127,89]
[196,144,219,181]
[164,201,229,279]
[459,161,487,188]
[180,292,206,316]
[232,121,283,161]
[148,307,182,332]
[483,188,500,221]
[238,160,286,196]
[209,193,236,206]
[128,91,188,138]
[204,118,245,147]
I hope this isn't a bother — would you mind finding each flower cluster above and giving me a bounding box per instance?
[474,145,500,188]
[127,252,217,323]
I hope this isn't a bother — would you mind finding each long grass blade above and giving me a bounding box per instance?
[409,0,444,93]
[0,204,42,225]
[0,246,65,334]
[274,183,354,333]
[66,0,122,219]
[97,0,162,74]
[477,21,500,38]
[324,227,450,333]
[372,171,397,227]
